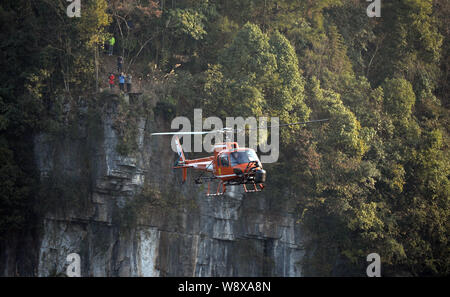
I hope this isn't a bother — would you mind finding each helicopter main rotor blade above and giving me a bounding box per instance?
[265,118,329,129]
[151,119,329,135]
[151,130,220,136]
[237,119,329,132]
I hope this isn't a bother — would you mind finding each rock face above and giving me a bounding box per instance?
[15,96,306,276]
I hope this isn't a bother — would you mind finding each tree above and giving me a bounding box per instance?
[382,77,416,120]
[204,23,310,137]
[109,0,162,69]
[369,0,443,86]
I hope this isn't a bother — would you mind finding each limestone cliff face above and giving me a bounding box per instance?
[17,95,305,276]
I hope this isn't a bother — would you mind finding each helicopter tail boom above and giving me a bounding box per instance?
[174,136,186,164]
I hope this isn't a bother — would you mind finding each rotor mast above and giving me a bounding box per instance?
[222,127,234,142]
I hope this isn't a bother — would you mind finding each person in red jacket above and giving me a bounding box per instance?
[108,73,115,89]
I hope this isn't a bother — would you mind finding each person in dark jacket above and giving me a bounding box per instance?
[126,74,132,93]
[117,56,123,73]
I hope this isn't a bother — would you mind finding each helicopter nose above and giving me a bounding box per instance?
[254,169,266,183]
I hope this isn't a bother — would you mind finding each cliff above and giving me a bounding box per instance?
[1,93,305,277]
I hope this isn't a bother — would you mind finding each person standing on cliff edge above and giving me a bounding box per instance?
[109,36,115,56]
[108,73,115,90]
[126,74,132,93]
[119,73,125,92]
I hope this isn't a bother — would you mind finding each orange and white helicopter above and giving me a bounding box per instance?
[151,119,328,196]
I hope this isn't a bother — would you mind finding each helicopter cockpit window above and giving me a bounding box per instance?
[230,150,259,166]
[219,154,229,167]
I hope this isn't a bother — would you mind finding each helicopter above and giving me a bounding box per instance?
[151,119,328,196]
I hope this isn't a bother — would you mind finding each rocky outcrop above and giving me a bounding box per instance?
[20,95,306,276]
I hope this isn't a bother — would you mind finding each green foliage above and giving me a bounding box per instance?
[114,97,140,156]
[154,98,177,121]
[268,31,310,123]
[307,78,366,157]
[369,0,443,85]
[203,23,310,144]
[76,0,111,47]
[0,138,33,237]
[114,182,198,231]
[168,8,207,40]
[219,23,276,78]
[113,94,153,156]
[383,78,416,120]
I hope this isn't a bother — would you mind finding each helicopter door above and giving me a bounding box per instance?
[219,154,229,167]
[217,154,229,176]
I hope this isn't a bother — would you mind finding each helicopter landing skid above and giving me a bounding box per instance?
[243,182,264,193]
[205,180,264,196]
[206,180,227,196]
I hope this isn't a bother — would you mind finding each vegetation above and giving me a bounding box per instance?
[0,0,448,276]
[114,182,198,231]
